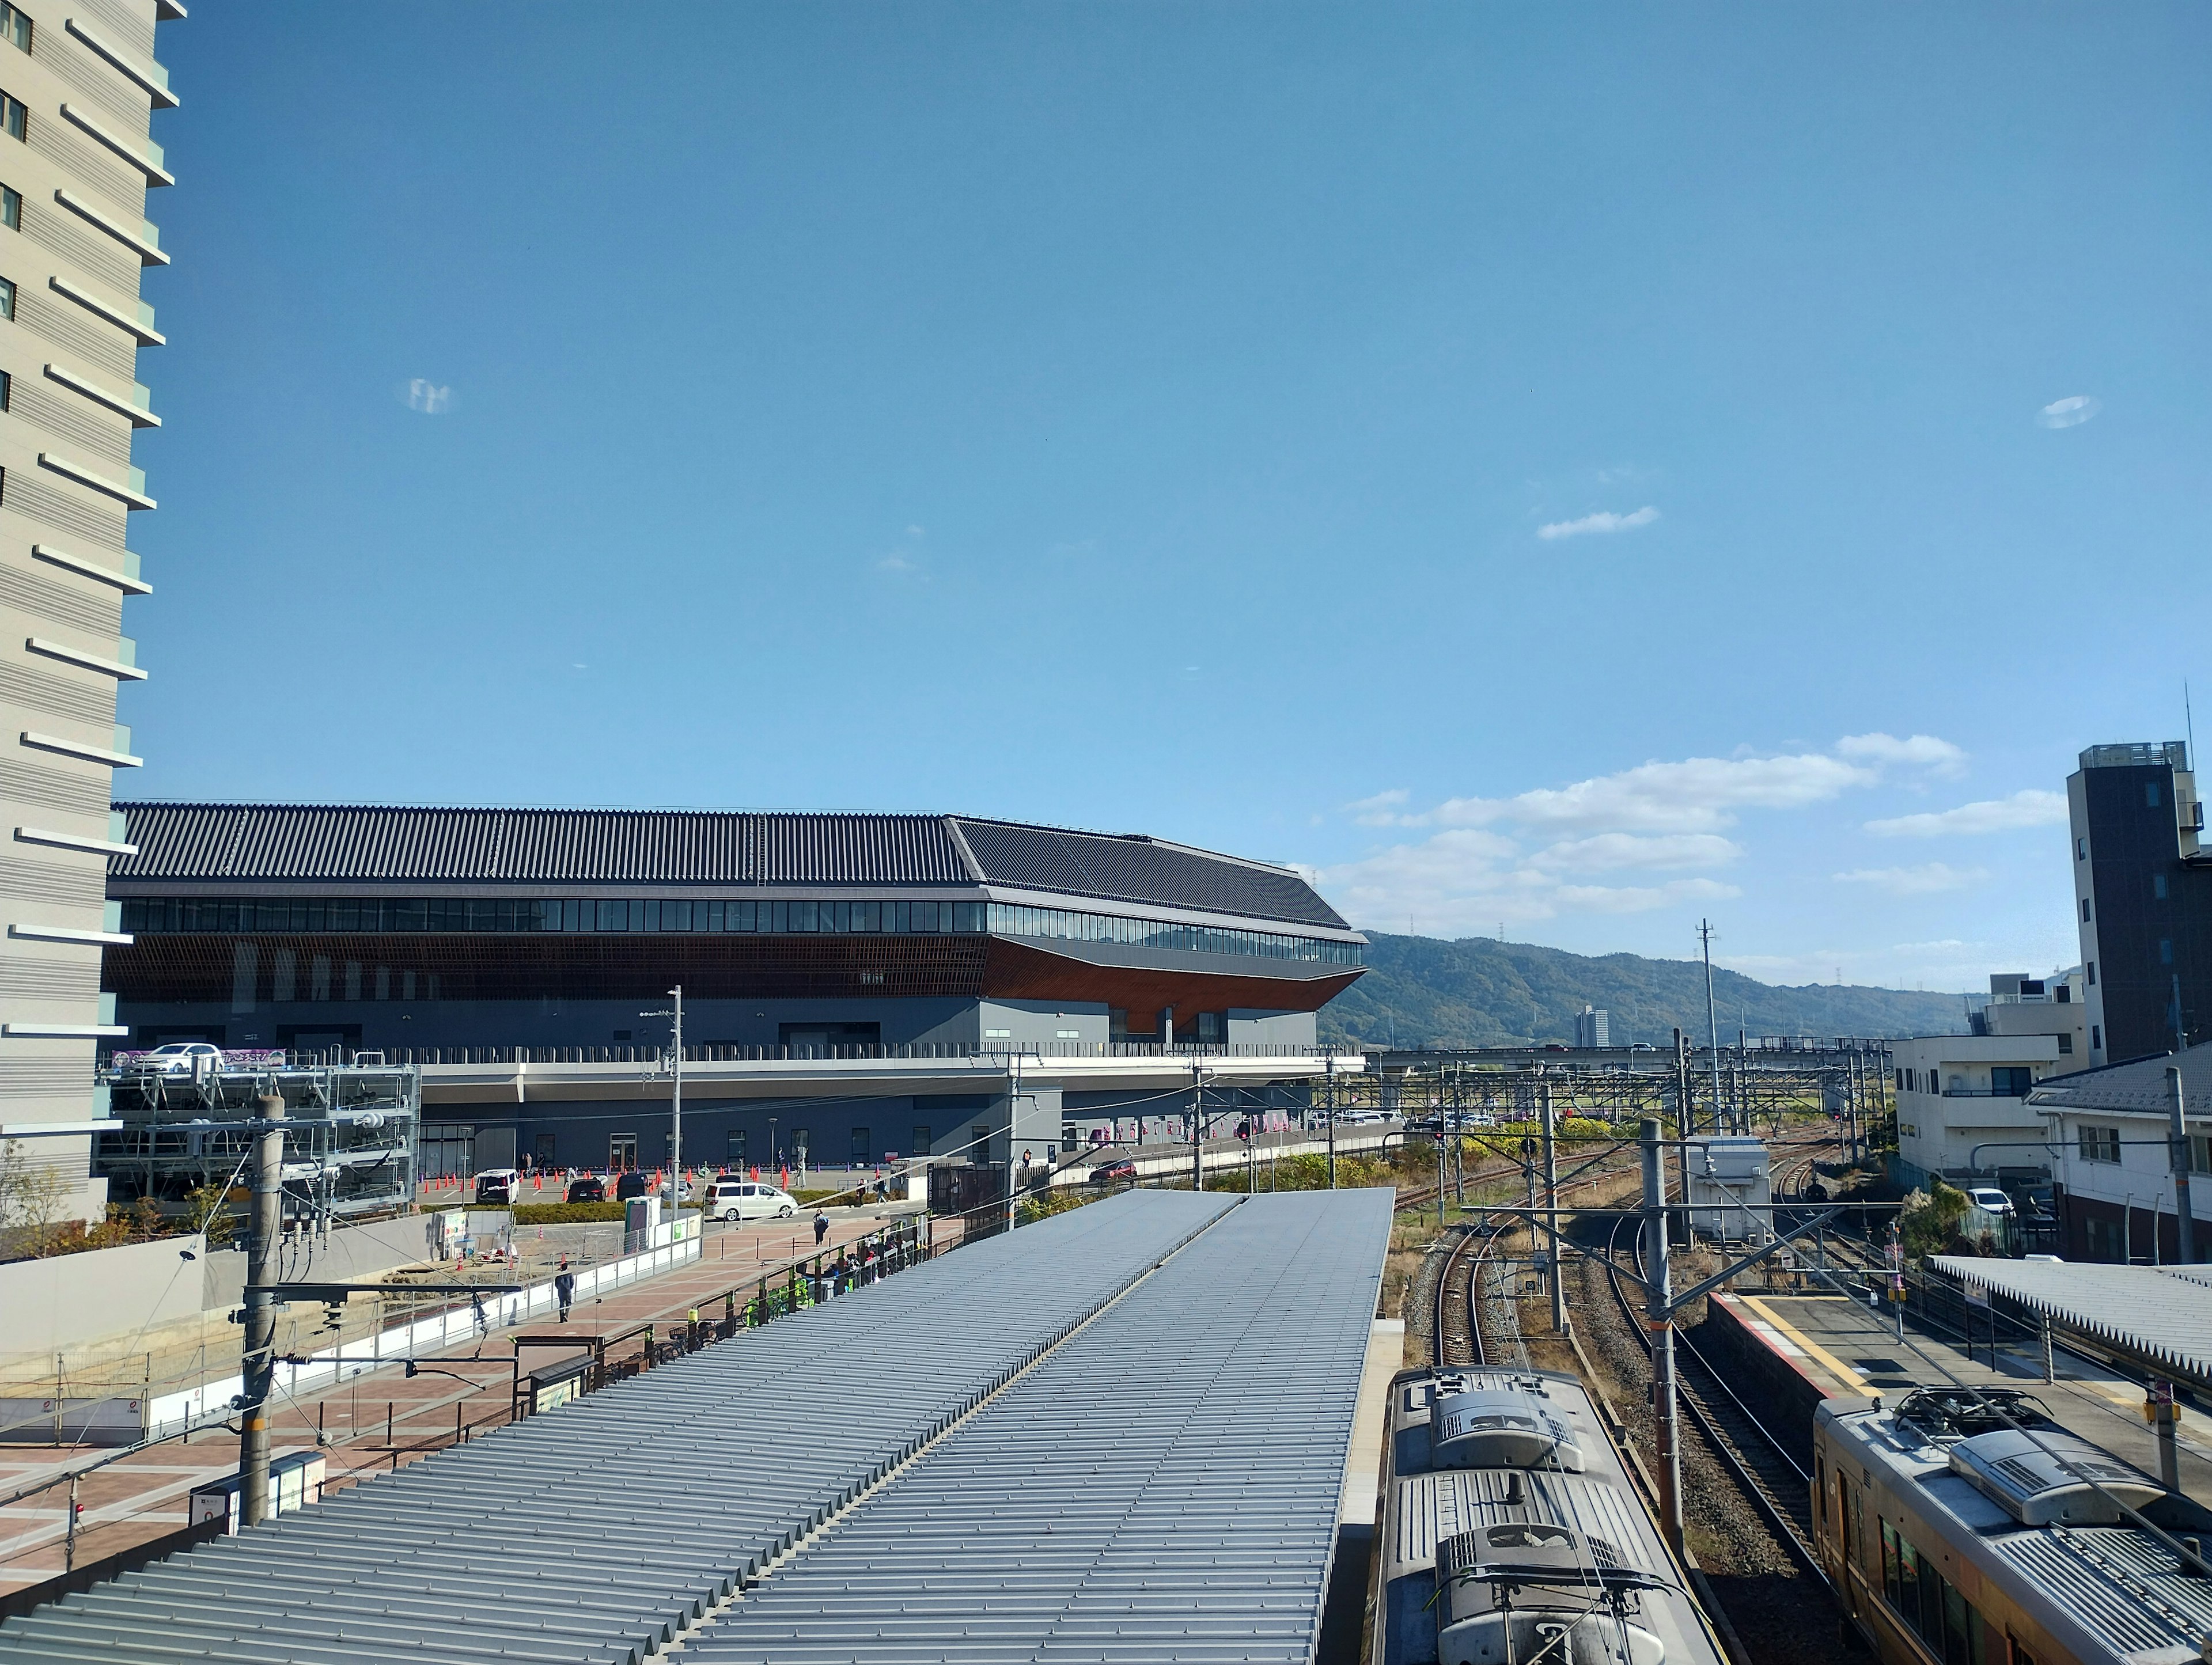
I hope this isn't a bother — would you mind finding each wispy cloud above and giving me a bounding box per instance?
[1836,732,1967,777]
[1537,506,1659,541]
[406,379,451,414]
[2037,395,2101,430]
[1865,790,2067,838]
[1345,789,1410,827]
[1833,862,1989,896]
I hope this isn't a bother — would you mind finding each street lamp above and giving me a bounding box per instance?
[641,986,683,1225]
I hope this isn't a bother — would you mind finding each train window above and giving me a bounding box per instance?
[2008,1639,2036,1665]
[1815,1454,1826,1528]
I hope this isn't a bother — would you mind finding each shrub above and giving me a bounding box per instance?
[510,1200,705,1226]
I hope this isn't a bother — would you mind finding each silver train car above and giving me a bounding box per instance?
[1814,1386,2212,1665]
[1373,1366,1728,1665]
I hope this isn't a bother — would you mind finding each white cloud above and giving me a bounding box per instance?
[1315,731,1969,934]
[875,552,919,573]
[1553,878,1741,914]
[1833,862,1989,896]
[1346,788,1410,826]
[1525,833,1743,874]
[1537,506,1659,541]
[406,378,450,414]
[1836,732,1967,777]
[1864,789,2068,838]
[1418,752,1878,836]
[2037,395,2100,429]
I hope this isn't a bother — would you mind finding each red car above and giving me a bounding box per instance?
[1090,1158,1138,1185]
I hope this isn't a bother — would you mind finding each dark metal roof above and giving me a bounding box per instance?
[109,804,1351,929]
[952,816,1348,929]
[111,804,975,886]
[2025,1038,2212,1117]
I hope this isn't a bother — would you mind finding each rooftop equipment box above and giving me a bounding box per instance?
[1684,1136,1770,1243]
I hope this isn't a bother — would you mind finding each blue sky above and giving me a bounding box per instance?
[125,5,2210,991]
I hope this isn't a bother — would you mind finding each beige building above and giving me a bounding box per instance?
[1891,973,2085,1187]
[0,0,178,1219]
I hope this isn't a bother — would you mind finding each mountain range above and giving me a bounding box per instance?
[1316,932,1979,1049]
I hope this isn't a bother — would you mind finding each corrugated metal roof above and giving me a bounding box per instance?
[1991,1525,2212,1658]
[687,1189,1395,1665]
[1930,1256,2212,1384]
[2027,1040,2212,1118]
[953,818,1349,930]
[109,804,1354,928]
[111,805,976,886]
[0,1190,1237,1665]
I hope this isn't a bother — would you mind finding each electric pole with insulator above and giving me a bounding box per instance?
[239,1091,286,1528]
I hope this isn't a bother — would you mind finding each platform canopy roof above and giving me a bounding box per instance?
[1930,1256,2212,1386]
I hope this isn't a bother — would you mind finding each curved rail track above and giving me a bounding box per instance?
[1431,1221,1513,1367]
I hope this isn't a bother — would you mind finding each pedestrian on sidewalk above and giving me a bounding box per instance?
[555,1257,575,1323]
[814,1209,830,1247]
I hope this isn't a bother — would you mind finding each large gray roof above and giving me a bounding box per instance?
[2025,1038,2212,1117]
[0,1190,1239,1665]
[109,803,1351,930]
[687,1189,1395,1664]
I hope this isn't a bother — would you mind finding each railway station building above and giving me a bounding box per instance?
[99,802,1367,1173]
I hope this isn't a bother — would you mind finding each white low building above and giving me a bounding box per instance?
[1893,1033,2064,1186]
[2028,1039,2212,1264]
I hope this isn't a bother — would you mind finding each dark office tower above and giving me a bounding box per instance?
[0,0,179,1221]
[2068,742,2210,1067]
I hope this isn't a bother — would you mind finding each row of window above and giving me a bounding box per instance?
[986,902,1361,965]
[1880,1519,1999,1665]
[115,896,1363,965]
[121,896,988,936]
[2075,1123,2212,1173]
[1894,1065,2044,1095]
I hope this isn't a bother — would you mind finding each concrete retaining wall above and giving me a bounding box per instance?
[0,1234,211,1364]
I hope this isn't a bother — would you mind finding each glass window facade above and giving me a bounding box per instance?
[985,901,1361,965]
[114,895,1362,963]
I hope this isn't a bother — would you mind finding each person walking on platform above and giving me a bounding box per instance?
[814,1208,830,1247]
[554,1257,576,1323]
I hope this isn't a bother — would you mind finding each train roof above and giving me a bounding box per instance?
[1822,1392,2212,1664]
[1378,1367,1725,1665]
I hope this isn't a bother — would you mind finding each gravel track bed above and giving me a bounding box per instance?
[1563,1246,1852,1665]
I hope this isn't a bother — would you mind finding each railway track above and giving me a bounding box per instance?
[1431,1221,1510,1367]
[1601,1213,1828,1584]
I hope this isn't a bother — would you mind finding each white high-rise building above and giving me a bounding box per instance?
[0,0,178,1220]
[1573,1005,1609,1048]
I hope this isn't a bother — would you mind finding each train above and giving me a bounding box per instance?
[1814,1385,2212,1665]
[1373,1364,1729,1665]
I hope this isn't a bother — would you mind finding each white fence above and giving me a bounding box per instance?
[147,1222,701,1439]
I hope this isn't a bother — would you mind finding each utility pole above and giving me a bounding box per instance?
[1672,1028,1691,1137]
[1542,1088,1565,1334]
[1324,1054,1336,1189]
[1699,920,1722,1133]
[2170,1064,2196,1266]
[239,1092,286,1529]
[1191,1061,1203,1193]
[1642,1117,1684,1556]
[1007,1051,1022,1234]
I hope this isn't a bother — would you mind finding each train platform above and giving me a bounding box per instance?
[0,1190,1397,1665]
[1701,1283,2212,1506]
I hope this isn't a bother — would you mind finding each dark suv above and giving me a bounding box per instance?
[566,1175,607,1204]
[615,1171,652,1201]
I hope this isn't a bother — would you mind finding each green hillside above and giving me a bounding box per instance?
[1318,932,1978,1049]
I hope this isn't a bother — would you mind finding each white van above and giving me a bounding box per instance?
[703,1179,798,1222]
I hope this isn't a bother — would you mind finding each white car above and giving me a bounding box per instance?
[703,1180,798,1222]
[141,1042,224,1076]
[1964,1186,2015,1216]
